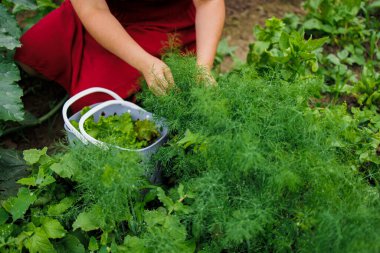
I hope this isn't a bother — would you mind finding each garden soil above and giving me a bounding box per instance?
[0,0,303,151]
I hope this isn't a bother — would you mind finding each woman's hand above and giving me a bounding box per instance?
[71,0,174,96]
[140,56,175,96]
[197,64,217,87]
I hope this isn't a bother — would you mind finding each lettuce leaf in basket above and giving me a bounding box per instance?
[134,119,160,143]
[96,113,137,147]
[77,111,161,149]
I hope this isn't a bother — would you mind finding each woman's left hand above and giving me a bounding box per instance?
[197,64,217,87]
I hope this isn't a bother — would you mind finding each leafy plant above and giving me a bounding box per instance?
[353,63,380,106]
[0,0,61,137]
[0,4,24,128]
[71,107,161,149]
[0,145,194,252]
[302,0,365,45]
[247,17,328,80]
[2,0,59,31]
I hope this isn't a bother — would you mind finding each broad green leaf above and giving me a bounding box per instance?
[268,48,290,63]
[0,34,21,50]
[303,18,333,33]
[311,60,319,72]
[305,37,329,51]
[306,0,323,10]
[110,240,119,253]
[368,0,380,9]
[177,184,185,199]
[134,119,160,142]
[0,223,13,241]
[252,41,270,55]
[143,209,167,227]
[72,205,105,232]
[156,188,174,213]
[0,148,28,200]
[172,202,192,215]
[100,231,108,246]
[23,147,48,165]
[24,227,56,253]
[337,49,349,60]
[278,32,289,51]
[177,129,206,150]
[303,18,324,31]
[299,52,315,61]
[0,62,23,122]
[50,162,73,179]
[50,153,76,179]
[265,17,284,31]
[15,230,34,245]
[0,4,21,41]
[99,245,108,253]
[326,54,341,65]
[36,0,58,9]
[0,62,21,86]
[47,197,74,216]
[0,207,9,224]
[216,38,237,57]
[88,236,99,251]
[17,176,37,186]
[2,187,37,221]
[55,234,85,253]
[39,175,55,187]
[41,217,66,239]
[143,210,189,244]
[122,236,147,253]
[347,54,365,66]
[10,0,38,13]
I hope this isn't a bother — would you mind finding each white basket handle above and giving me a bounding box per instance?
[62,87,125,143]
[78,100,147,149]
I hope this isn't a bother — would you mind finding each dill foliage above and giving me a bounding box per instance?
[53,145,195,251]
[56,144,149,234]
[140,55,380,252]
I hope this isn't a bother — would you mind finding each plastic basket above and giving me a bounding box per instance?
[62,87,168,156]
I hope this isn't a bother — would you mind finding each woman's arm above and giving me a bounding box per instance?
[70,0,173,94]
[193,0,225,70]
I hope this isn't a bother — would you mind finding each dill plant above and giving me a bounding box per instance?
[55,144,149,235]
[140,54,380,252]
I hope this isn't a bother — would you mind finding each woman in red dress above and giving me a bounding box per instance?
[14,0,225,112]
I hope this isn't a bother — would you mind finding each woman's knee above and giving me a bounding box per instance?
[16,61,48,80]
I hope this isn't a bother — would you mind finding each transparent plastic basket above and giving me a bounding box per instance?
[62,87,168,156]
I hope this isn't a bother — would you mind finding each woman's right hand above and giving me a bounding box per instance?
[140,56,175,96]
[71,0,175,96]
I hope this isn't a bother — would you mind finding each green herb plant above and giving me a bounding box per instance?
[0,145,194,252]
[247,17,328,81]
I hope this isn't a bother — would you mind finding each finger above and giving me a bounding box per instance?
[163,67,175,89]
[208,74,218,87]
[153,74,169,93]
[148,67,167,95]
[147,78,165,96]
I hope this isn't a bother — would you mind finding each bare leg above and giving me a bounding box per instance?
[16,61,49,80]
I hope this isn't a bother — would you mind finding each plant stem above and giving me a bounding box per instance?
[2,94,69,136]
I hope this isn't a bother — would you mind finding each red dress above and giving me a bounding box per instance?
[15,0,196,112]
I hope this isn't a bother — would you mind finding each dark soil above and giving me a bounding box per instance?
[0,0,304,151]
